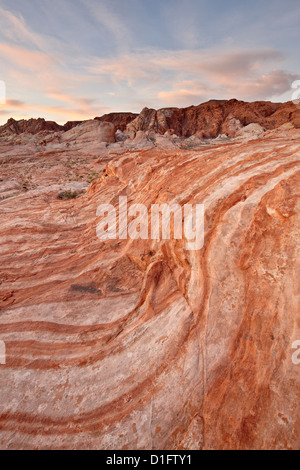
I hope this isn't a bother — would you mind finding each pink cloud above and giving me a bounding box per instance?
[0,12,296,125]
[0,43,54,72]
[89,48,284,84]
[156,69,297,107]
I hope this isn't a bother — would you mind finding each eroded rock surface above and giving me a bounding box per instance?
[0,122,299,450]
[95,112,138,132]
[126,99,300,138]
[2,99,300,143]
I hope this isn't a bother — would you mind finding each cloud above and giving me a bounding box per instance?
[0,5,66,55]
[0,42,70,107]
[82,0,132,52]
[156,69,297,107]
[0,100,110,123]
[0,42,54,73]
[195,50,283,78]
[46,91,96,108]
[0,3,298,124]
[5,99,26,108]
[220,70,298,100]
[0,6,43,49]
[1,81,110,124]
[157,81,216,106]
[33,104,111,121]
[88,47,294,107]
[89,47,284,84]
[88,53,161,87]
[0,41,296,122]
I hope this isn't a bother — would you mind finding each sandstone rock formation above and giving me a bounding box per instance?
[0,117,63,136]
[125,99,300,138]
[1,100,299,143]
[0,113,137,138]
[62,120,115,145]
[236,123,266,140]
[63,121,85,131]
[0,123,299,450]
[223,115,243,137]
[95,112,138,132]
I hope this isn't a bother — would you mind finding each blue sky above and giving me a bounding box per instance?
[0,0,299,123]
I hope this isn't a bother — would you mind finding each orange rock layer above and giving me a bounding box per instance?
[0,130,299,449]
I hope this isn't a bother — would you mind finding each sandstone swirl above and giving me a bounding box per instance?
[0,130,299,449]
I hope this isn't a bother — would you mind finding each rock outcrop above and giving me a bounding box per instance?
[62,120,115,145]
[1,100,299,142]
[0,125,299,450]
[236,123,266,140]
[0,113,138,138]
[95,112,138,132]
[126,100,300,138]
[0,117,63,136]
[63,121,84,131]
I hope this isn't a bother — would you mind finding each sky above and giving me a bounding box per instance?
[0,0,299,124]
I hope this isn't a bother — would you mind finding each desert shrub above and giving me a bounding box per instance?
[58,190,83,200]
[87,171,101,183]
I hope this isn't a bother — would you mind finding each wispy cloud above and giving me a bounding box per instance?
[0,42,54,73]
[81,0,132,53]
[157,70,297,106]
[0,6,111,123]
[0,0,299,123]
[0,6,44,49]
[88,47,295,106]
[0,5,68,55]
[88,48,284,82]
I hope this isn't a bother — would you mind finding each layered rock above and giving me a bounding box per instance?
[95,112,138,132]
[126,99,300,138]
[236,123,266,140]
[0,117,63,136]
[0,112,137,138]
[63,121,84,131]
[0,127,299,450]
[62,120,115,145]
[1,100,299,142]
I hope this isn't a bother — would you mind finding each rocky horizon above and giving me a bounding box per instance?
[1,98,300,140]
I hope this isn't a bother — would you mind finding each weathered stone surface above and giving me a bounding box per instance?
[0,123,299,450]
[0,113,138,138]
[222,115,243,137]
[236,123,266,140]
[126,99,300,138]
[62,120,115,144]
[0,117,63,136]
[95,112,138,132]
[1,100,299,142]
